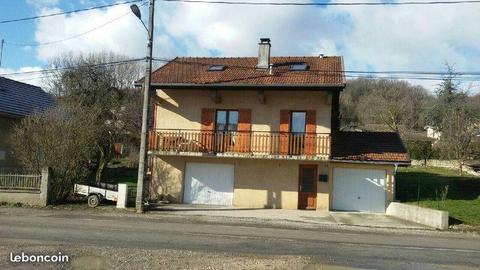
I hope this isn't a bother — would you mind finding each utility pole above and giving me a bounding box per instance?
[0,39,4,68]
[135,0,155,213]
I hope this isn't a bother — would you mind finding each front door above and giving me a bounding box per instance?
[298,164,317,209]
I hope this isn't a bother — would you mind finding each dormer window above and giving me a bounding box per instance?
[290,63,308,71]
[208,65,226,71]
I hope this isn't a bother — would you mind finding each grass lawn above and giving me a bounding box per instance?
[396,166,480,226]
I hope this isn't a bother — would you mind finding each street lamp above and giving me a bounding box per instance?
[131,0,155,213]
[130,4,148,32]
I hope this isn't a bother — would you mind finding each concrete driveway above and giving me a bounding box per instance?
[151,204,430,230]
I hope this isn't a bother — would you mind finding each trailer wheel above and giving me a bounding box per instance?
[87,194,100,208]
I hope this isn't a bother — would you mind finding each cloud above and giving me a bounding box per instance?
[157,1,480,92]
[33,5,150,62]
[27,1,480,92]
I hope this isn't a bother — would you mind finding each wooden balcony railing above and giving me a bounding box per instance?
[148,129,330,158]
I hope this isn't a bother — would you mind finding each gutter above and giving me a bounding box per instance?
[134,82,346,91]
[330,159,411,166]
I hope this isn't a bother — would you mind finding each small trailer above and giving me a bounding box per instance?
[73,183,119,207]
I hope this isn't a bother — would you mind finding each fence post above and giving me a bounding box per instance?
[40,167,51,206]
[117,184,128,209]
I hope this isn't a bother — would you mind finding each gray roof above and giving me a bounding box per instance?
[0,77,55,118]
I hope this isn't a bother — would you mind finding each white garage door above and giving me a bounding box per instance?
[184,163,234,206]
[333,168,387,213]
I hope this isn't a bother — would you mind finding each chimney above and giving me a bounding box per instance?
[257,38,271,69]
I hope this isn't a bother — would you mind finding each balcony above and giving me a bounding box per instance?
[148,129,330,160]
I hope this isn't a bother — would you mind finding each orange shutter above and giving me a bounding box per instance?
[305,110,316,155]
[200,108,215,152]
[279,110,290,155]
[236,109,252,153]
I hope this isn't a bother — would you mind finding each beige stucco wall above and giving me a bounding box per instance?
[328,162,396,210]
[151,156,396,211]
[151,156,330,210]
[154,89,332,133]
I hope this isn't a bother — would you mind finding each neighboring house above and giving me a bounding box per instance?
[425,125,442,140]
[139,38,410,213]
[0,77,54,167]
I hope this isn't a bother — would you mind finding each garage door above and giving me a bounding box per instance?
[184,163,234,206]
[333,168,386,213]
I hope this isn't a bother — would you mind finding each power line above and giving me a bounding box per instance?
[4,11,134,47]
[0,58,145,77]
[151,57,480,76]
[3,57,480,82]
[162,0,480,6]
[0,0,144,24]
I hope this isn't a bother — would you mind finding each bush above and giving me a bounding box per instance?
[404,139,440,161]
[10,103,99,203]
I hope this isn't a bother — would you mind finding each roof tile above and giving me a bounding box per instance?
[0,77,54,118]
[149,56,345,87]
[331,132,410,164]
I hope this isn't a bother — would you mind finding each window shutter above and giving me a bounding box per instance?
[305,110,316,133]
[305,110,316,155]
[279,110,290,154]
[201,108,215,131]
[236,109,252,152]
[279,110,290,133]
[200,108,215,152]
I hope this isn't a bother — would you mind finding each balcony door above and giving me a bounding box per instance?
[290,111,306,155]
[215,110,238,152]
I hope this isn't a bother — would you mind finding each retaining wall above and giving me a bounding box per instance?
[411,160,480,176]
[386,202,448,230]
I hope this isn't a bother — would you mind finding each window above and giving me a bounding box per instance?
[290,63,308,71]
[216,110,238,131]
[208,65,226,71]
[0,150,6,160]
[290,112,306,133]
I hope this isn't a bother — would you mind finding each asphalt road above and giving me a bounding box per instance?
[0,208,479,270]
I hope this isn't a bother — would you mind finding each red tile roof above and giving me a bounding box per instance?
[331,132,410,164]
[148,56,345,87]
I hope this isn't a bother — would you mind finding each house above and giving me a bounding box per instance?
[425,125,441,140]
[140,38,410,213]
[0,77,54,167]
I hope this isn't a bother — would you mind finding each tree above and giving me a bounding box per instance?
[347,79,430,131]
[11,103,99,202]
[46,52,142,183]
[340,78,375,126]
[439,104,479,173]
[430,65,480,173]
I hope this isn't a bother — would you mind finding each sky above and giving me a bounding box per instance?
[0,0,480,93]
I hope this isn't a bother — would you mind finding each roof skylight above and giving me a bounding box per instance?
[290,63,308,71]
[208,65,226,71]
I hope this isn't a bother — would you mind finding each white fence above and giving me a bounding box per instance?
[0,168,51,206]
[0,171,42,191]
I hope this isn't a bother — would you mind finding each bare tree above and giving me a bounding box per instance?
[439,105,479,173]
[352,79,429,131]
[45,52,143,183]
[430,65,480,173]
